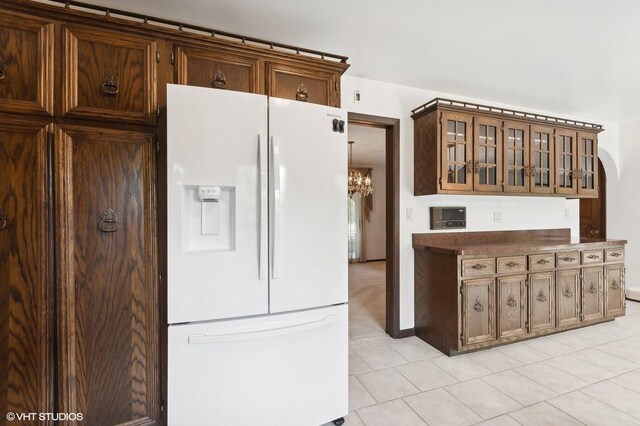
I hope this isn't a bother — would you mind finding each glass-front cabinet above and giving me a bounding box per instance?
[503,121,529,193]
[440,111,473,191]
[530,126,554,194]
[556,129,577,195]
[578,132,598,196]
[474,116,502,192]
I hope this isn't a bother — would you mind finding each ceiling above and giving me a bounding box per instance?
[348,124,386,166]
[76,0,640,124]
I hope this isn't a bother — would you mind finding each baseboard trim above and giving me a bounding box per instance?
[396,328,415,338]
[366,258,386,262]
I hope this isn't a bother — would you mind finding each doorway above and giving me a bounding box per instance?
[347,113,401,338]
[580,159,606,238]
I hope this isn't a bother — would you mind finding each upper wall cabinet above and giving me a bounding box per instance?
[0,11,54,116]
[266,61,339,107]
[62,26,158,124]
[412,99,603,198]
[175,44,260,93]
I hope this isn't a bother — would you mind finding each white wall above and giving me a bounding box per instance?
[362,164,386,260]
[341,75,621,330]
[608,120,640,298]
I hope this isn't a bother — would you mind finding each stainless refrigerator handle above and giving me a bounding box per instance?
[271,135,281,280]
[258,133,267,280]
[187,315,336,344]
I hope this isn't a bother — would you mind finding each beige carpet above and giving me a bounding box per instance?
[349,261,386,340]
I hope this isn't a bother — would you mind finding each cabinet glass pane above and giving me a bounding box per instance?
[477,123,498,186]
[532,131,551,188]
[506,126,525,187]
[558,135,574,189]
[445,119,468,184]
[580,137,596,190]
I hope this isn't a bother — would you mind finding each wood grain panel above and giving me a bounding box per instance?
[496,256,526,274]
[529,253,555,271]
[556,251,579,268]
[582,266,603,321]
[461,278,495,346]
[266,61,336,106]
[529,271,555,332]
[55,125,159,426]
[556,269,580,327]
[175,44,259,93]
[0,118,53,424]
[461,257,495,277]
[0,11,53,116]
[63,26,157,124]
[604,263,624,317]
[497,275,527,339]
[413,110,438,195]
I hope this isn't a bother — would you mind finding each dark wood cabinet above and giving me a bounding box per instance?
[63,26,158,124]
[496,275,527,339]
[413,230,626,355]
[54,125,160,425]
[266,61,339,107]
[175,44,260,93]
[0,11,54,116]
[412,99,602,198]
[0,118,54,423]
[461,278,495,345]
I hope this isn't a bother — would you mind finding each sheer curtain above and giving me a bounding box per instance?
[348,195,363,262]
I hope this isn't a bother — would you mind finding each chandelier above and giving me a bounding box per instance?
[348,140,373,197]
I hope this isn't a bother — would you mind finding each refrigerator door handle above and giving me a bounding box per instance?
[271,135,281,280]
[259,132,267,280]
[187,315,336,344]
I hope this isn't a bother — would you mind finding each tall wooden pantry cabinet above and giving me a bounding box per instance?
[0,1,348,425]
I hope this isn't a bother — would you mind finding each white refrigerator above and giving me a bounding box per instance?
[166,84,348,426]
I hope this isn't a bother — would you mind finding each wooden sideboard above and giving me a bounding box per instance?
[411,99,602,198]
[0,1,349,424]
[413,229,626,355]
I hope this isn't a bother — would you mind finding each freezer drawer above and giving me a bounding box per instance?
[168,304,348,426]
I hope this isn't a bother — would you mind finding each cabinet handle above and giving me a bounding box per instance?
[506,294,517,308]
[471,263,487,270]
[610,279,620,291]
[466,160,473,175]
[505,261,520,269]
[0,59,6,80]
[530,165,537,175]
[537,258,551,265]
[572,169,580,181]
[211,69,227,89]
[295,83,308,102]
[563,286,574,298]
[578,169,585,181]
[523,165,530,177]
[101,73,119,95]
[473,298,484,312]
[99,208,118,232]
[0,208,7,230]
[610,252,622,258]
[537,289,547,302]
[588,283,598,294]
[474,160,480,174]
[587,254,600,260]
[560,256,575,262]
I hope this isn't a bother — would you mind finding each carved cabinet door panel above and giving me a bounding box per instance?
[0,118,53,423]
[63,26,157,124]
[175,44,260,93]
[0,11,54,116]
[54,125,160,425]
[582,266,603,321]
[556,269,581,327]
[529,271,555,332]
[461,278,496,346]
[604,263,625,317]
[266,61,337,106]
[497,275,527,339]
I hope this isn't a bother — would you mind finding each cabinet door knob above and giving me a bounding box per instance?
[587,254,599,260]
[471,263,487,270]
[99,208,118,232]
[211,69,227,89]
[506,294,517,308]
[0,208,7,230]
[505,261,520,269]
[295,83,308,102]
[0,59,6,80]
[537,259,550,265]
[610,252,622,258]
[561,256,575,262]
[101,73,119,95]
[473,297,484,312]
[537,289,547,303]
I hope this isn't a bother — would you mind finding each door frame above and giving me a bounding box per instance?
[580,158,606,239]
[348,112,403,338]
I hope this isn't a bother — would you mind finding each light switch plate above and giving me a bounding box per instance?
[493,211,502,223]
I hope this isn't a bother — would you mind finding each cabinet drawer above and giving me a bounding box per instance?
[462,258,495,277]
[496,256,526,274]
[529,253,555,271]
[175,44,260,93]
[582,249,604,264]
[63,26,157,124]
[266,61,337,106]
[605,247,624,262]
[0,11,54,115]
[556,251,579,267]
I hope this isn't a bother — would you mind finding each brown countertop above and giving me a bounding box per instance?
[412,229,627,256]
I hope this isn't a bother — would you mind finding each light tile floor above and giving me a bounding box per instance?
[327,262,640,426]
